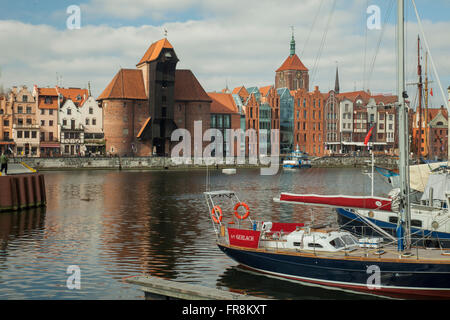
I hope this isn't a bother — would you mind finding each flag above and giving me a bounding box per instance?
[430,88,433,96]
[364,125,375,146]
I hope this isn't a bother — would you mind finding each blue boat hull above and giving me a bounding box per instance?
[218,243,450,298]
[336,208,450,249]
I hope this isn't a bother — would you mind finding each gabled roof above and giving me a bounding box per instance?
[36,87,58,96]
[276,54,308,72]
[232,86,246,95]
[174,70,212,102]
[337,90,371,103]
[57,87,89,107]
[428,107,448,123]
[137,38,174,66]
[208,92,239,114]
[259,85,273,97]
[97,69,147,100]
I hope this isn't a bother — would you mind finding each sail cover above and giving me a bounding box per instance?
[278,193,393,212]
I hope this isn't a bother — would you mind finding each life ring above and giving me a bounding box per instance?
[211,206,223,223]
[234,202,250,220]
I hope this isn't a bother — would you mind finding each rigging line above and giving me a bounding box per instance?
[310,0,337,85]
[366,0,395,89]
[411,0,448,111]
[300,0,324,60]
[363,0,369,90]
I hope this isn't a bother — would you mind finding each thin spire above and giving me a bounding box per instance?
[290,26,295,56]
[334,62,340,93]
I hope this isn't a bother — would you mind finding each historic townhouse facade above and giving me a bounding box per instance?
[11,86,40,156]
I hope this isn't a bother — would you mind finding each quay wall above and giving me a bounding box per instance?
[11,155,398,170]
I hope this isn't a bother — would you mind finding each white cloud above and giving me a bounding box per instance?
[0,0,449,104]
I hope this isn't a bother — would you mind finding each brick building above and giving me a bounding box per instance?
[292,86,326,156]
[98,38,211,157]
[275,33,309,92]
[208,92,241,157]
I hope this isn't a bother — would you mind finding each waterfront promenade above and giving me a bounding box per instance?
[10,155,398,170]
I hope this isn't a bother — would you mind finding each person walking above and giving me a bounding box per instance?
[0,152,8,175]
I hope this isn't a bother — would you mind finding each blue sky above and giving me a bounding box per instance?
[0,0,449,104]
[1,0,449,29]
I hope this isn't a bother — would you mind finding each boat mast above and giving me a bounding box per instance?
[417,36,423,162]
[397,0,411,251]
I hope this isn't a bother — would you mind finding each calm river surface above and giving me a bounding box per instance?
[0,167,391,300]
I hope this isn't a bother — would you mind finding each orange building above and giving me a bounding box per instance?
[292,86,326,156]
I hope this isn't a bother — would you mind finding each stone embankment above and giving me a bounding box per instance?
[311,155,398,169]
[11,155,398,170]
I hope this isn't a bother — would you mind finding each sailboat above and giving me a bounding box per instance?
[205,0,450,299]
[337,24,450,249]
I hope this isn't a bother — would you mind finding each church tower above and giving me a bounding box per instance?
[275,30,309,91]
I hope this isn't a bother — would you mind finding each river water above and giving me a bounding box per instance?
[0,167,391,300]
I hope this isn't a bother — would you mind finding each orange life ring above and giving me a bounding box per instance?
[234,202,250,220]
[211,206,223,223]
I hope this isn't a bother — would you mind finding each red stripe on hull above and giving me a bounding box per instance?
[280,193,392,212]
[238,264,450,300]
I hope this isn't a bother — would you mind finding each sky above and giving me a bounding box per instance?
[0,0,449,109]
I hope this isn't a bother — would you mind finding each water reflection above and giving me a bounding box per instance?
[0,168,391,299]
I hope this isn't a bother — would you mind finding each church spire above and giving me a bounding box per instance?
[290,26,295,56]
[334,63,340,93]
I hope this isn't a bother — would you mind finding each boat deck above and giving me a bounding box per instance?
[218,239,450,264]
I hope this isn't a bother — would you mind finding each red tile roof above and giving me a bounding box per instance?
[35,87,59,109]
[37,87,58,96]
[337,90,371,103]
[259,85,273,97]
[276,54,308,72]
[137,38,174,66]
[57,87,89,107]
[208,92,239,114]
[174,70,211,102]
[232,86,246,95]
[97,69,147,100]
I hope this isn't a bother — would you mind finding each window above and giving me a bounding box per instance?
[411,220,422,227]
[49,109,53,115]
[49,132,53,141]
[17,131,23,138]
[63,119,67,126]
[24,131,30,138]
[23,95,28,102]
[32,131,36,139]
[26,118,32,125]
[211,115,216,128]
[307,243,323,248]
[26,106,32,114]
[86,119,90,125]
[224,115,231,128]
[329,237,345,249]
[67,109,71,115]
[388,216,398,224]
[41,120,45,126]
[45,97,52,104]
[40,132,45,141]
[89,107,93,114]
[41,109,45,115]
[18,118,23,125]
[3,120,9,126]
[18,106,23,114]
[49,120,53,126]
